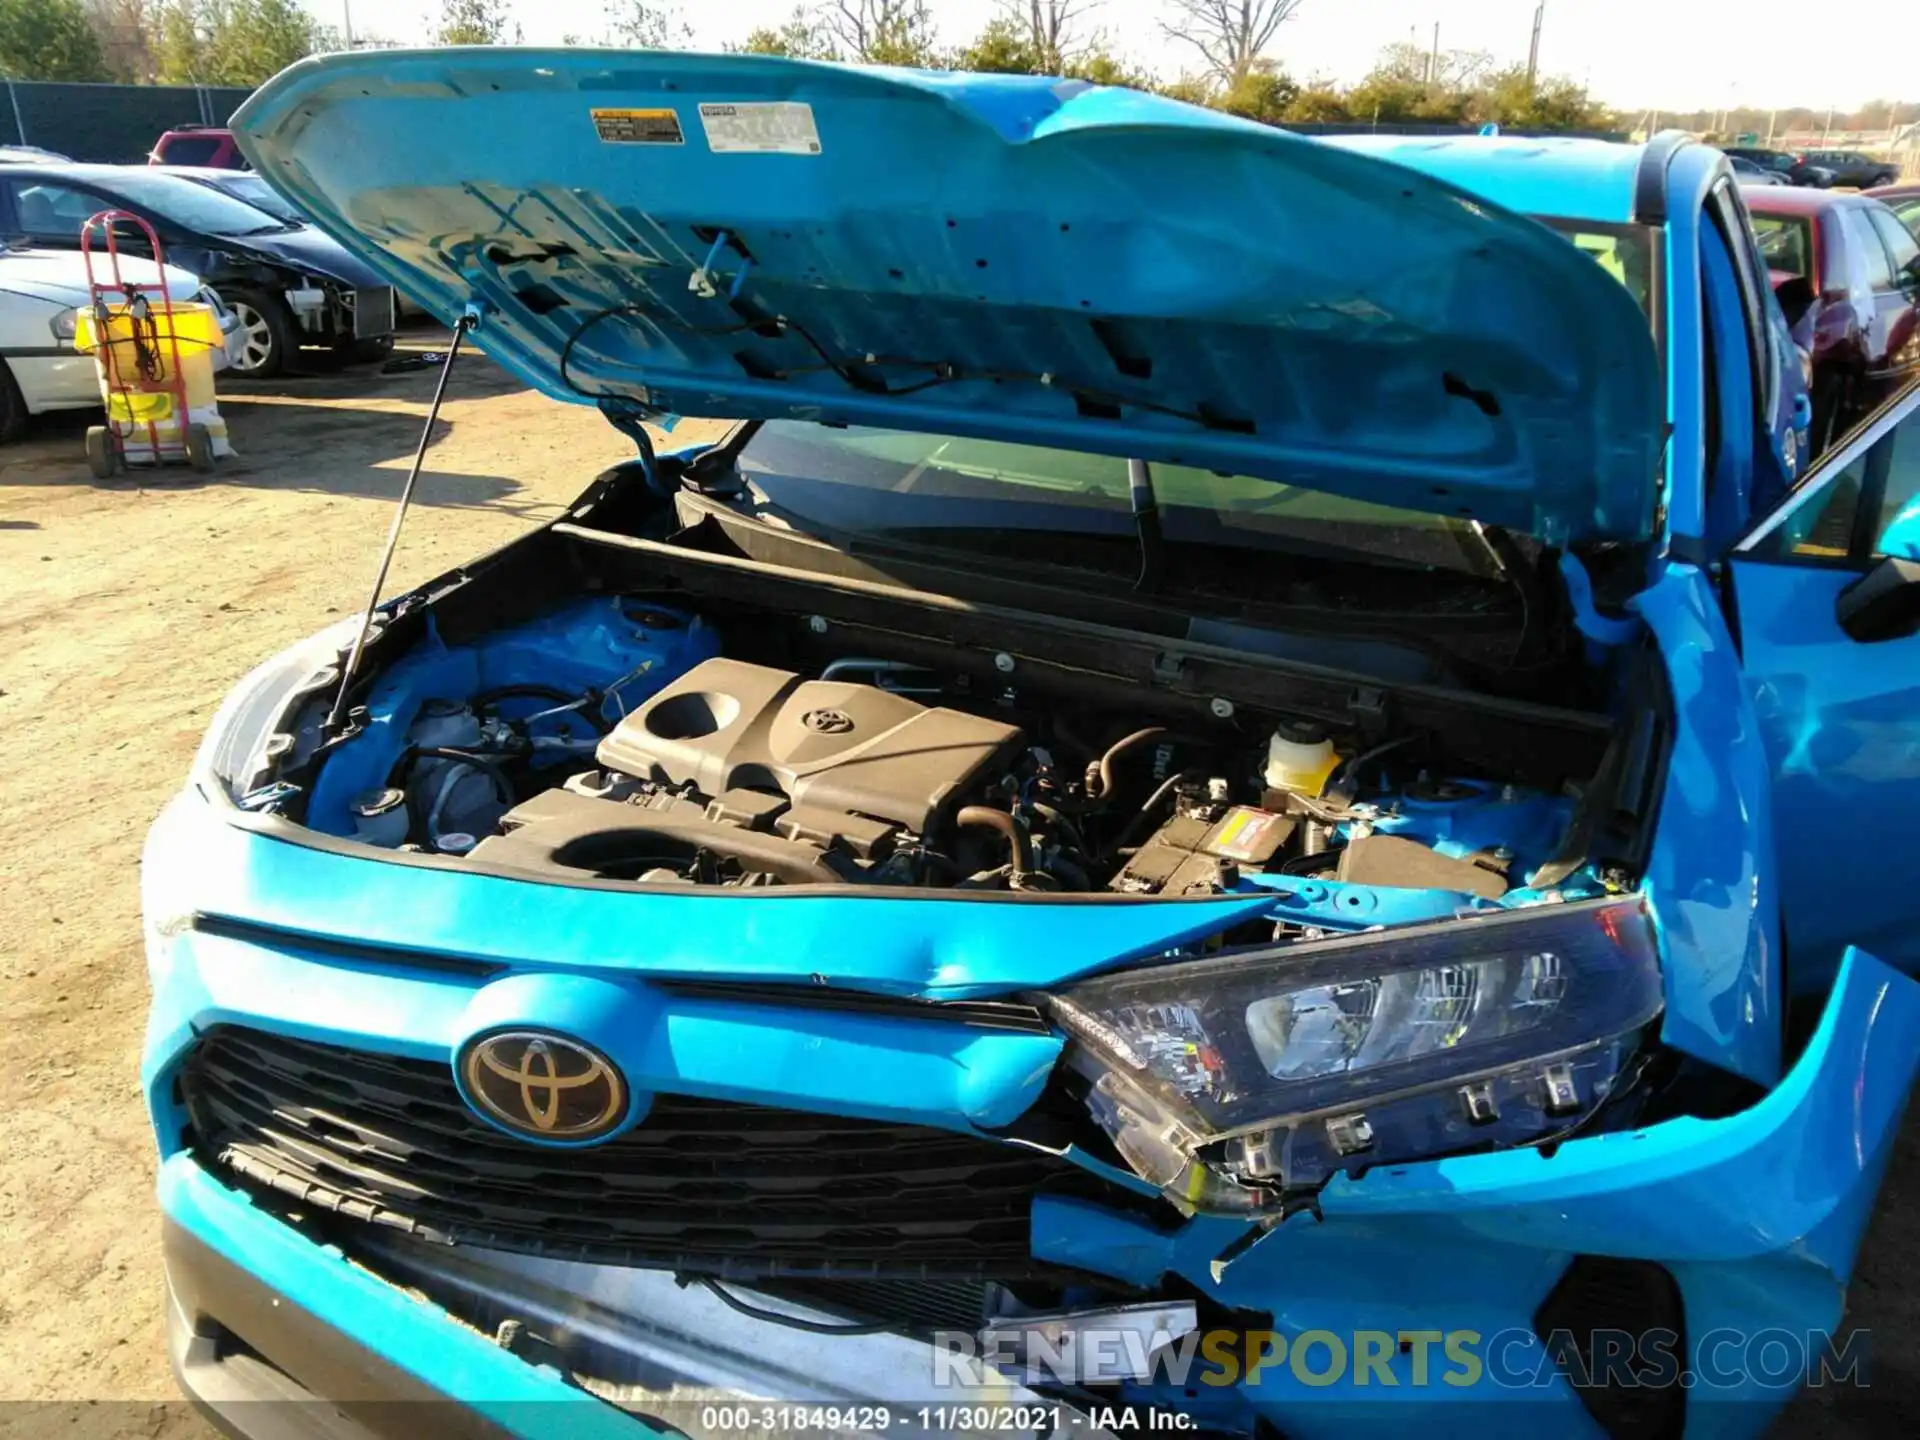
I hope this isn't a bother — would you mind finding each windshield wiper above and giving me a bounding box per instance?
[1128,457,1165,594]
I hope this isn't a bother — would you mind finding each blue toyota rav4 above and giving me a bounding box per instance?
[146,50,1920,1440]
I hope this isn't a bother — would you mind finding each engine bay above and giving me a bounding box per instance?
[282,596,1615,913]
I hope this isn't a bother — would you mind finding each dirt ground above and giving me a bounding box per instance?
[0,329,1914,1436]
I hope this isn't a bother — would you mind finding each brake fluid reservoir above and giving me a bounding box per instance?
[1264,720,1340,798]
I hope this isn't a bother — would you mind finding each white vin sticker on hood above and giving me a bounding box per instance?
[698,102,822,155]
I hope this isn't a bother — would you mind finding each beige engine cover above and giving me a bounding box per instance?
[596,658,1022,834]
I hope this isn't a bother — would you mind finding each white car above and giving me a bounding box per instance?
[0,240,243,442]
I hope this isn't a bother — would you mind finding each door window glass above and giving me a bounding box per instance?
[1710,184,1771,411]
[1751,215,1812,279]
[1868,208,1919,279]
[1840,208,1896,290]
[5,180,102,237]
[1743,385,1920,563]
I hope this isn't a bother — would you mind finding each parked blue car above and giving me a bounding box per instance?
[145,50,1918,1440]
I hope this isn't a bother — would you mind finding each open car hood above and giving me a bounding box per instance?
[234,49,1662,544]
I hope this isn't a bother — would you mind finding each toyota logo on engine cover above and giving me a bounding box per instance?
[459,1031,627,1141]
[803,708,855,734]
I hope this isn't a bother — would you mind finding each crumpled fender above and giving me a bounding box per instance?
[1034,947,1920,1434]
[1633,562,1783,1087]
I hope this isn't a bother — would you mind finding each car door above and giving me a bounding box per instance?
[1730,381,1920,991]
[1833,204,1908,385]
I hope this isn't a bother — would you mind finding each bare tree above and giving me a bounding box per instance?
[602,0,688,48]
[1002,0,1100,72]
[436,0,510,44]
[1160,0,1306,85]
[85,0,155,80]
[822,0,933,64]
[1370,38,1492,90]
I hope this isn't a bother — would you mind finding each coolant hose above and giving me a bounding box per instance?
[1085,726,1168,800]
[956,805,1036,880]
[1029,801,1090,859]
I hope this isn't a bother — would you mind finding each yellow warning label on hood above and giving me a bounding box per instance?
[591,108,684,144]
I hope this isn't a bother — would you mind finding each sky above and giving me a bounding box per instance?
[305,0,1920,113]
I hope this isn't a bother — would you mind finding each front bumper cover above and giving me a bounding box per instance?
[163,1157,1106,1440]
[153,942,1920,1440]
[145,796,1920,1437]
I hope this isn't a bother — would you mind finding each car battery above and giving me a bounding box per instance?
[1110,804,1295,895]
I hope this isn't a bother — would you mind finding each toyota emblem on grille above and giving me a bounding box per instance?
[803,707,855,734]
[459,1031,627,1142]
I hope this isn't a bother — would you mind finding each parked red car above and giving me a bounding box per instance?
[148,126,246,169]
[1742,184,1920,452]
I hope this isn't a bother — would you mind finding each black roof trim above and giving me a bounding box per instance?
[1634,130,1693,225]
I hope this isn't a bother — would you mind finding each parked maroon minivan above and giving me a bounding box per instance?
[1743,185,1920,453]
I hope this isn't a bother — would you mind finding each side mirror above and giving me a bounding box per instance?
[1774,275,1815,329]
[1838,557,1920,642]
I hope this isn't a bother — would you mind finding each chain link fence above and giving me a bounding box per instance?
[3,81,256,163]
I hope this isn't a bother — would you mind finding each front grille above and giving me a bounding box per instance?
[759,1277,994,1333]
[183,1027,1122,1280]
[349,286,394,338]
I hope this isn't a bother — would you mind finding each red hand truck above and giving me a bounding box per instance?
[78,209,217,478]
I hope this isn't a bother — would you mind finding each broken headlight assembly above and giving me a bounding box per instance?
[1047,898,1663,1213]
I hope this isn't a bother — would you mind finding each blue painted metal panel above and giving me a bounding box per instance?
[1632,562,1781,1084]
[1325,133,1642,224]
[231,51,1661,545]
[1731,556,1920,987]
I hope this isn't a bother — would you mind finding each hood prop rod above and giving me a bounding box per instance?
[1128,457,1165,593]
[326,313,475,733]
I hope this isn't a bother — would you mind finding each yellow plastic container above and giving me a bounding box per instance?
[74,301,224,438]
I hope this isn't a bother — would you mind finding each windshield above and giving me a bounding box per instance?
[214,173,303,224]
[81,170,287,235]
[1542,221,1655,322]
[733,424,1508,580]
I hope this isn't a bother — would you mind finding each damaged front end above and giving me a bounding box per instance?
[141,504,1800,1439]
[140,45,1920,1440]
[149,909,1920,1440]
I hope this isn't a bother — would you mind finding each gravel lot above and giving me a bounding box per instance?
[0,331,1912,1436]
